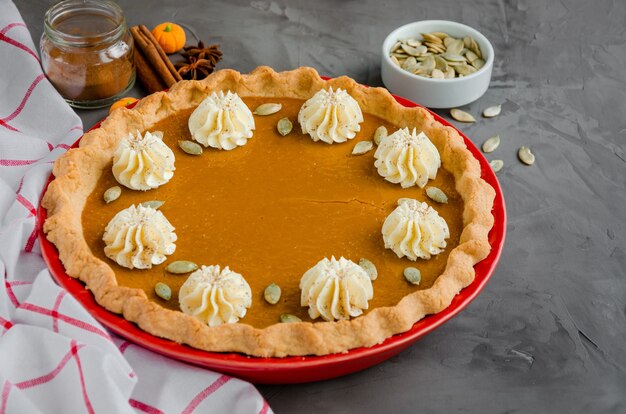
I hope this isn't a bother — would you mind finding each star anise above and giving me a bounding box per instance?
[181,41,223,66]
[175,56,216,80]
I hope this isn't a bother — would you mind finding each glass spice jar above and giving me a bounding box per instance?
[40,0,135,108]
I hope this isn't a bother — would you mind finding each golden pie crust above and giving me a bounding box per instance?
[42,66,495,357]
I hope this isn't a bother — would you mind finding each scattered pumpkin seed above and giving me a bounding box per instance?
[165,260,198,274]
[141,200,165,209]
[352,140,374,155]
[264,283,282,305]
[490,159,504,173]
[373,126,387,146]
[482,105,501,118]
[482,135,501,153]
[277,117,293,136]
[450,108,476,123]
[103,186,121,204]
[178,140,203,155]
[254,103,282,116]
[359,258,378,281]
[518,146,535,165]
[426,186,448,204]
[280,313,302,323]
[403,267,421,285]
[154,282,171,301]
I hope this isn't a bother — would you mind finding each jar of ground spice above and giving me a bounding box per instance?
[40,0,135,108]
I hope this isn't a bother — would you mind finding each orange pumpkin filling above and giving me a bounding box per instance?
[81,97,463,328]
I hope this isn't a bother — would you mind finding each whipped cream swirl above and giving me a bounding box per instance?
[112,130,175,191]
[382,198,449,261]
[300,256,373,321]
[374,128,440,188]
[298,87,364,144]
[188,91,255,150]
[179,265,252,327]
[103,204,177,269]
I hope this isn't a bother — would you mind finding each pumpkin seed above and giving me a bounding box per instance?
[391,52,408,59]
[141,200,165,209]
[518,146,535,165]
[264,283,281,305]
[454,63,477,76]
[401,43,422,56]
[402,56,418,71]
[431,31,449,39]
[390,55,401,67]
[431,68,445,79]
[406,38,422,47]
[469,37,482,58]
[482,105,501,118]
[465,50,479,63]
[463,36,472,49]
[425,42,446,54]
[397,197,413,205]
[415,45,428,55]
[445,67,456,79]
[422,33,443,44]
[373,126,387,146]
[422,55,436,71]
[434,55,448,71]
[154,282,171,301]
[426,186,448,204]
[403,267,421,285]
[446,39,464,55]
[359,258,378,281]
[450,108,476,123]
[254,103,282,116]
[472,58,486,70]
[178,140,203,155]
[103,186,121,204]
[277,117,293,136]
[482,135,500,153]
[352,140,374,155]
[280,313,302,323]
[440,52,466,62]
[490,159,504,173]
[166,260,198,274]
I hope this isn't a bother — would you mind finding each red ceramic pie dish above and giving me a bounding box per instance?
[38,89,506,384]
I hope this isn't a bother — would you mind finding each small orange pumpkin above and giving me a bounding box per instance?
[109,97,138,114]
[151,22,186,54]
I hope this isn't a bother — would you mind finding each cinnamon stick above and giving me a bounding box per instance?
[130,25,181,93]
[138,25,182,82]
[133,45,167,93]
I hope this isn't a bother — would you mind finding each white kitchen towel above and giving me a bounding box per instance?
[0,1,271,413]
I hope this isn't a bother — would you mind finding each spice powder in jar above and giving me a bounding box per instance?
[40,0,135,108]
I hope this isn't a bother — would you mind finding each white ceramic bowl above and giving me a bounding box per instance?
[381,20,494,109]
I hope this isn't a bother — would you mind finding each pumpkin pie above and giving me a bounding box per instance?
[42,66,495,357]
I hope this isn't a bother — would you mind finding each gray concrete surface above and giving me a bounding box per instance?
[16,0,626,412]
